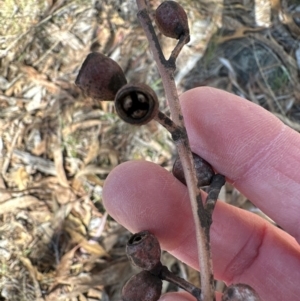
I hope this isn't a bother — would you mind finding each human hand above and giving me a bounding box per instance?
[103,87,300,301]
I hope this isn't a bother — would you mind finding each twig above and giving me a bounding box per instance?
[154,111,180,137]
[169,34,190,63]
[205,174,226,232]
[136,1,216,300]
[160,265,202,301]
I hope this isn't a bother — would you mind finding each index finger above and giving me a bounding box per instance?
[181,87,300,241]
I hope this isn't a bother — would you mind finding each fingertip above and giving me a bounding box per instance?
[159,292,195,301]
[179,87,283,178]
[103,160,158,230]
[103,160,191,249]
[159,291,222,301]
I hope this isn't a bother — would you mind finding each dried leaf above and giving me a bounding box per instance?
[0,175,11,202]
[0,240,11,260]
[11,166,30,189]
[216,26,258,43]
[52,136,69,188]
[75,164,111,179]
[58,259,129,287]
[71,177,86,193]
[62,120,102,136]
[66,213,87,236]
[31,140,46,156]
[102,233,119,252]
[51,203,74,230]
[66,227,108,257]
[84,174,104,186]
[0,196,40,214]
[54,187,77,205]
[108,150,119,167]
[72,201,92,229]
[56,246,78,278]
[20,256,44,281]
[83,139,100,165]
[19,256,43,299]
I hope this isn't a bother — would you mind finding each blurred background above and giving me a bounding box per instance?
[0,0,299,300]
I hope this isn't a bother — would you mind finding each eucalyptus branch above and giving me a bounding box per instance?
[136,1,216,300]
[75,2,261,300]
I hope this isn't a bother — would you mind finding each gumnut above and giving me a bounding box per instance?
[75,52,127,100]
[122,270,162,301]
[222,284,261,301]
[155,1,190,40]
[114,83,159,125]
[172,153,214,187]
[126,231,162,274]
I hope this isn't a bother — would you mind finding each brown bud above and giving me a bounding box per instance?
[222,284,261,301]
[122,271,162,301]
[155,1,189,40]
[75,52,127,100]
[114,83,159,125]
[126,231,162,274]
[172,153,214,187]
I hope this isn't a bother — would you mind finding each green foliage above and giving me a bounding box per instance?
[268,67,290,92]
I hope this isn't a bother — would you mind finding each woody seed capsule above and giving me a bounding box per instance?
[115,83,159,125]
[155,1,189,40]
[126,231,162,274]
[173,152,214,187]
[75,52,127,100]
[122,270,162,301]
[222,284,261,301]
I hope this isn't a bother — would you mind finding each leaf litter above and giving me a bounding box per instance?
[0,0,299,300]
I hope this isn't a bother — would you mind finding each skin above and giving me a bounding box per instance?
[103,87,300,301]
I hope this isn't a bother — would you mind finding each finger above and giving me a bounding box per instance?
[103,161,300,301]
[180,87,300,241]
[160,291,222,301]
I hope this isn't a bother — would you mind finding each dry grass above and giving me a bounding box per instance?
[0,0,299,300]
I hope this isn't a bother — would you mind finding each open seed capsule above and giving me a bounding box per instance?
[75,52,127,100]
[126,231,162,274]
[115,83,159,125]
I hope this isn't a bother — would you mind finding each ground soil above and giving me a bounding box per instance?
[0,0,299,300]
